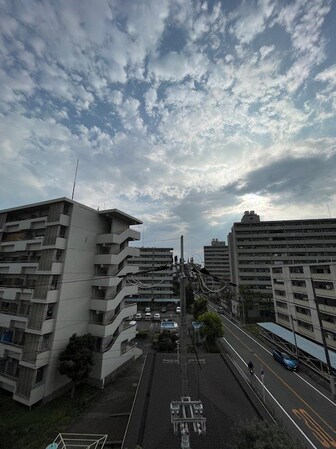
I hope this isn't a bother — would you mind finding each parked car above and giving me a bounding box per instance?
[217,306,225,314]
[161,306,167,313]
[145,312,151,320]
[154,313,161,320]
[135,312,142,320]
[272,349,299,371]
[145,306,151,313]
[176,306,181,313]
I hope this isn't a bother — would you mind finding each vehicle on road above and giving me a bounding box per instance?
[176,306,181,313]
[145,306,151,313]
[154,313,161,320]
[145,312,151,320]
[217,306,225,314]
[161,306,167,313]
[272,349,299,371]
[135,312,142,320]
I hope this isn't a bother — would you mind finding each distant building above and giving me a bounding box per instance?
[127,247,178,303]
[203,239,230,289]
[270,263,336,351]
[228,211,336,321]
[0,198,142,406]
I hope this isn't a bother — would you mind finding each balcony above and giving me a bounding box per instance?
[94,247,140,266]
[20,349,50,369]
[88,303,137,338]
[13,382,46,406]
[36,262,63,275]
[314,287,336,299]
[46,213,70,227]
[92,276,121,288]
[96,229,141,245]
[42,237,67,250]
[90,285,138,312]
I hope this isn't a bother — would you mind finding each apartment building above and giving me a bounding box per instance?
[127,247,175,302]
[0,198,142,406]
[228,211,336,320]
[271,263,336,351]
[203,239,230,288]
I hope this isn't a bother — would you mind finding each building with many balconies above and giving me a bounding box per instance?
[203,239,230,289]
[271,263,336,351]
[0,198,142,406]
[127,247,177,304]
[228,210,336,321]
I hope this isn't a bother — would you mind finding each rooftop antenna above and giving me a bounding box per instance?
[327,203,331,218]
[71,158,79,200]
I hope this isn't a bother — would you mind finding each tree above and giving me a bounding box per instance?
[234,418,302,449]
[58,333,95,398]
[193,296,208,320]
[197,311,224,343]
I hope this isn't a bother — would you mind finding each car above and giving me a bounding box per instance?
[176,306,181,313]
[217,306,225,314]
[145,312,151,320]
[154,313,161,320]
[135,312,142,320]
[272,349,299,371]
[145,306,151,313]
[161,306,167,313]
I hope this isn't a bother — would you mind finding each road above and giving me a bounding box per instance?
[213,307,336,449]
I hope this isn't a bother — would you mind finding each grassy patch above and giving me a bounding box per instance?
[0,384,99,449]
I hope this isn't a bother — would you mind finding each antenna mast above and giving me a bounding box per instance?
[71,158,79,200]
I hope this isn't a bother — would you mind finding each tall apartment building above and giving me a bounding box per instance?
[127,247,175,302]
[228,211,336,319]
[0,198,142,406]
[271,263,336,351]
[203,239,230,288]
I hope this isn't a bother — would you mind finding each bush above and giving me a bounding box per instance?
[136,330,148,339]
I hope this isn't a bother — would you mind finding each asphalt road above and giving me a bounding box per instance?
[214,307,336,449]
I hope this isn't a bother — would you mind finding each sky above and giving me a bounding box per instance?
[0,0,336,261]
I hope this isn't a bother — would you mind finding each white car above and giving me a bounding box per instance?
[154,313,160,320]
[135,312,142,320]
[145,306,151,313]
[176,306,181,313]
[145,312,151,320]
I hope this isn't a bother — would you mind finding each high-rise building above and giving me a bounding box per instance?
[203,239,230,289]
[0,198,142,406]
[228,211,336,320]
[127,247,175,302]
[270,263,336,351]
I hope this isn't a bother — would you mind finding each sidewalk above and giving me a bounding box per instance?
[68,355,145,448]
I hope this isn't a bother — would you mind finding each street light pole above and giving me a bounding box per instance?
[289,313,299,359]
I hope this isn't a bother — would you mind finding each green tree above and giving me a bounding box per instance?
[58,333,95,398]
[158,330,178,352]
[193,296,208,320]
[234,418,302,449]
[198,311,224,343]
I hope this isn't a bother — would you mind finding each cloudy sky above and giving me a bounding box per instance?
[1,0,336,260]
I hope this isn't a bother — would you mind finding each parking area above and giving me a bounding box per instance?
[131,303,181,332]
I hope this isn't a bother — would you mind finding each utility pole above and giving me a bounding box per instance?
[311,278,336,397]
[170,236,206,447]
[289,313,299,359]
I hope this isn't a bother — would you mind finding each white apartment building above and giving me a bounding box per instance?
[271,263,336,351]
[203,239,230,288]
[228,211,336,320]
[0,198,142,406]
[127,247,175,302]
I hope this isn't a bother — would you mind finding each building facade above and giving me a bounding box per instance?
[203,239,230,289]
[228,210,336,320]
[127,247,175,302]
[0,198,142,406]
[271,263,336,351]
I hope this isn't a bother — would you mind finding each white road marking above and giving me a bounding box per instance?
[215,307,336,407]
[223,337,318,449]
